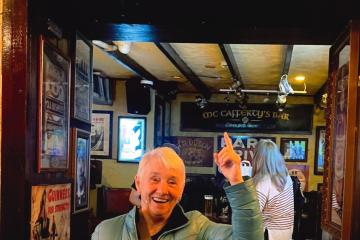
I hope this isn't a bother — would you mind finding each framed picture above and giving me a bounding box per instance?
[154,96,165,147]
[71,31,93,123]
[71,128,90,213]
[314,126,326,175]
[321,21,358,240]
[30,183,71,240]
[93,72,113,105]
[91,110,113,159]
[280,138,308,162]
[37,35,70,172]
[117,116,146,163]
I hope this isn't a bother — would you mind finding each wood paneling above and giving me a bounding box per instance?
[1,0,28,238]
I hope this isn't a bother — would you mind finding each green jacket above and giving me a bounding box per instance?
[92,178,263,240]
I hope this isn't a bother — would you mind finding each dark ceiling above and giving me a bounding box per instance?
[31,0,358,44]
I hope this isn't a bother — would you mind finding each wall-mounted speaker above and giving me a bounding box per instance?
[126,80,151,115]
[90,160,102,189]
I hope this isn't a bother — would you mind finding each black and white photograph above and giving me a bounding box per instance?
[72,129,90,213]
[71,31,93,123]
[37,35,70,172]
[91,110,113,159]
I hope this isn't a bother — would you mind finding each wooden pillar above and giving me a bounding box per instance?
[1,0,28,239]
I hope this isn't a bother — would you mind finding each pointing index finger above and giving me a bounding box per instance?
[224,132,233,149]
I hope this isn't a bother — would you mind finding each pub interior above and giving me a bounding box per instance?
[1,0,360,239]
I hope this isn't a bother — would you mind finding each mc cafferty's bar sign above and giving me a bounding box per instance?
[180,102,313,134]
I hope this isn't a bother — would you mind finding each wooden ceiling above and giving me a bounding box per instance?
[32,0,357,98]
[93,42,330,97]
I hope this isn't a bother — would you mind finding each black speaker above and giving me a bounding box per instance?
[126,80,151,115]
[90,160,102,189]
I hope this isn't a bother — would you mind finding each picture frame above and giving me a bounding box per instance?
[320,23,360,239]
[117,116,146,163]
[71,31,93,123]
[71,128,91,213]
[314,126,326,175]
[154,96,165,147]
[30,183,71,240]
[280,138,308,162]
[37,35,70,172]
[93,72,113,105]
[91,110,113,159]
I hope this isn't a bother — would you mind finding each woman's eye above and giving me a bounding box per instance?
[168,180,177,185]
[150,177,160,182]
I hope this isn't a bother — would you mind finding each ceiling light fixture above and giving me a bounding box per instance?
[92,40,118,51]
[117,41,132,54]
[295,75,306,82]
[195,96,208,109]
[219,74,307,110]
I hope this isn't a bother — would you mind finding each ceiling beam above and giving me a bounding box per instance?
[219,44,244,88]
[155,42,211,99]
[79,23,339,45]
[106,47,159,83]
[282,45,294,75]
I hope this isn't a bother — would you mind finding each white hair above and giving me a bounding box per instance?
[252,139,289,191]
[137,147,186,185]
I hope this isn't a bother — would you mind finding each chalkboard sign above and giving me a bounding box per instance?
[180,102,313,134]
[164,136,214,167]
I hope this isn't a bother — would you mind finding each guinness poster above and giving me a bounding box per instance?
[181,102,313,134]
[30,184,71,240]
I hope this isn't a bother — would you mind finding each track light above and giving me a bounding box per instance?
[116,41,132,54]
[279,74,294,95]
[276,94,287,111]
[195,96,208,109]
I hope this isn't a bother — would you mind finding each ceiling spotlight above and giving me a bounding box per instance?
[276,94,287,112]
[235,93,248,109]
[263,93,271,103]
[224,93,231,102]
[195,96,208,109]
[231,81,242,90]
[140,79,154,88]
[117,41,132,54]
[279,74,294,95]
[318,93,327,109]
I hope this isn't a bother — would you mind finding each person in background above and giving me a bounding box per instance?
[129,143,181,207]
[252,139,294,240]
[92,132,263,240]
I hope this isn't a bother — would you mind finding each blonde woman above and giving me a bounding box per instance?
[252,139,294,240]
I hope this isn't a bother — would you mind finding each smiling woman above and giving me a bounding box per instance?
[92,133,264,240]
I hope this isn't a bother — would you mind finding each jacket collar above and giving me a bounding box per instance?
[125,204,189,239]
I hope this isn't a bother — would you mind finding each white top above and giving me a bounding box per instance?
[255,175,294,240]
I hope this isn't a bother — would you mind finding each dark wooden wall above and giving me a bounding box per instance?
[1,0,28,238]
[1,1,92,238]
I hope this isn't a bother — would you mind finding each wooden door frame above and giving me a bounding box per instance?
[1,0,28,239]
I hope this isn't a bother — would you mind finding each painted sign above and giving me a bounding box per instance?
[181,102,313,134]
[217,135,276,165]
[30,184,71,240]
[167,137,214,167]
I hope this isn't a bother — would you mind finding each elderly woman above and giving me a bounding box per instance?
[92,132,263,240]
[252,139,294,240]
